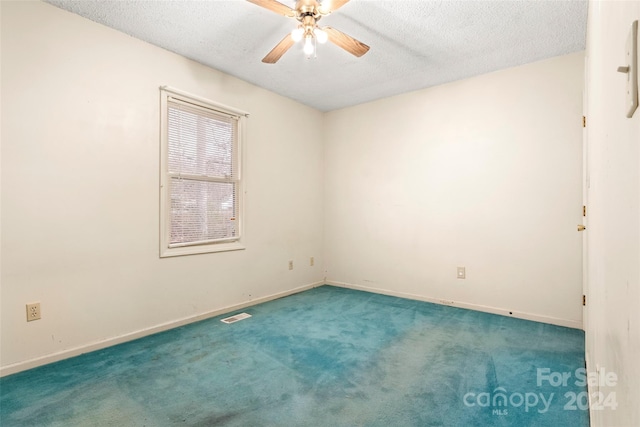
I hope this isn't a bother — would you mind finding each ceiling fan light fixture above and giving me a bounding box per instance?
[314,28,328,44]
[291,27,304,42]
[303,35,315,56]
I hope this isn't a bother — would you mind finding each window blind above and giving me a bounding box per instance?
[167,99,239,247]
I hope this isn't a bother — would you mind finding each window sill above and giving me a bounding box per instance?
[160,241,245,258]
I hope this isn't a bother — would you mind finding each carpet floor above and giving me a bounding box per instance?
[0,285,589,426]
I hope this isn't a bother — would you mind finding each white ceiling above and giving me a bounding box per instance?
[44,0,588,112]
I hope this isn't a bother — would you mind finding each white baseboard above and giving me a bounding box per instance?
[0,281,324,377]
[326,280,583,329]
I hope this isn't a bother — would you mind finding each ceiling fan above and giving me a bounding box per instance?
[248,0,370,63]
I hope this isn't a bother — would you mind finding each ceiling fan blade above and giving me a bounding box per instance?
[262,34,296,63]
[323,26,370,57]
[319,0,350,14]
[247,0,295,17]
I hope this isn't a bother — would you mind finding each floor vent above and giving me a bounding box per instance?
[220,312,252,324]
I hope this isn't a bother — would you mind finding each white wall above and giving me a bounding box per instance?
[324,53,585,327]
[585,1,640,426]
[0,1,324,374]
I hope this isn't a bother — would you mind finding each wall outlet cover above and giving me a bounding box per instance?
[26,303,41,322]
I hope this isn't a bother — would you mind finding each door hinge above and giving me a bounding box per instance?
[583,205,586,217]
[582,295,586,306]
[582,116,586,127]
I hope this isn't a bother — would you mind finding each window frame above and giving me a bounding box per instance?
[159,86,247,257]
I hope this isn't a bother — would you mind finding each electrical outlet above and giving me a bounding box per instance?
[288,260,293,270]
[26,303,41,322]
[457,267,466,279]
[310,256,314,266]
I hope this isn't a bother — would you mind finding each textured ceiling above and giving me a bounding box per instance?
[44,0,588,112]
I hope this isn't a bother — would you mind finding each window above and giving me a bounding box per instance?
[160,87,246,257]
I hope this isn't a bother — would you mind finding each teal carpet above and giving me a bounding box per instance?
[1,285,588,426]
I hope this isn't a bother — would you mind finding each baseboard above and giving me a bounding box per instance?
[326,280,583,329]
[0,281,324,378]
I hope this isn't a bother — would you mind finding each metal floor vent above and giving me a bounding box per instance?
[220,312,252,324]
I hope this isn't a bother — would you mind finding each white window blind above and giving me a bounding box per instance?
[161,91,244,255]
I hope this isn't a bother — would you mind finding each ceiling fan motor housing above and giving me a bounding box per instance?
[296,0,324,19]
